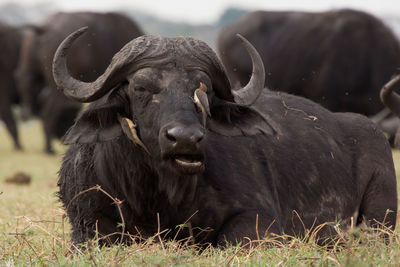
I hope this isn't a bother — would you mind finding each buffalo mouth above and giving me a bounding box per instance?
[165,153,205,175]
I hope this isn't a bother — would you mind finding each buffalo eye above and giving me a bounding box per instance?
[134,86,147,92]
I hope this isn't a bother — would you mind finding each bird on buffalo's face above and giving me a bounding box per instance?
[54,27,397,247]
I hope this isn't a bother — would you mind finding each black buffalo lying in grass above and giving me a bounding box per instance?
[53,28,397,246]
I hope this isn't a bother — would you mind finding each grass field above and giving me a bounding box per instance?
[1,120,400,266]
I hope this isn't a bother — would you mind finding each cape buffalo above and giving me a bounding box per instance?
[14,11,144,153]
[0,22,24,150]
[54,28,397,246]
[217,9,400,116]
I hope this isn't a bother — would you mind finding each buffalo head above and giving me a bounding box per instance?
[53,27,265,175]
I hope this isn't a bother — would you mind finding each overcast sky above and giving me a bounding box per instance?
[3,0,400,24]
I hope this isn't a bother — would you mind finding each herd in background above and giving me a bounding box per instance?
[1,11,143,153]
[218,9,400,144]
[0,8,400,153]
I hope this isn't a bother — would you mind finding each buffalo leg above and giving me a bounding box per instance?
[216,212,282,247]
[43,122,54,154]
[40,100,59,154]
[40,115,54,154]
[0,103,21,150]
[357,129,398,233]
[359,165,398,231]
[70,213,125,246]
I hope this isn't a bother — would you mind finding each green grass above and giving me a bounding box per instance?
[1,120,400,266]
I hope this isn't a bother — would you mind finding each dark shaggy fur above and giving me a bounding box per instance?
[58,91,397,246]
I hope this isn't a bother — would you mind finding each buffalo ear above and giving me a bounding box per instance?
[207,99,276,137]
[63,84,129,144]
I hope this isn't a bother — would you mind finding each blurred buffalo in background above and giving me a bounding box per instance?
[218,9,400,116]
[0,21,25,150]
[14,11,144,153]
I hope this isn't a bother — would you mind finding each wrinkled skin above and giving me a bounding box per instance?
[0,22,24,150]
[15,11,143,153]
[218,9,400,116]
[55,32,397,247]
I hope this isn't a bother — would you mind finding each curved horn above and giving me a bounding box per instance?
[380,74,400,117]
[53,27,128,102]
[231,34,265,106]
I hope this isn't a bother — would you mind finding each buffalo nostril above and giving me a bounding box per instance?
[165,130,177,142]
[191,132,204,143]
[165,126,204,145]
